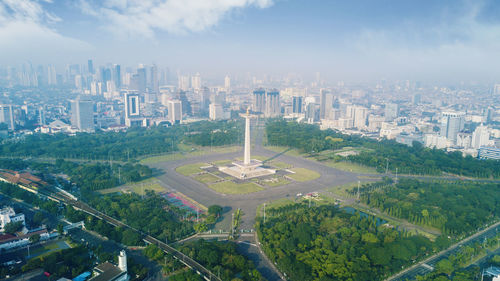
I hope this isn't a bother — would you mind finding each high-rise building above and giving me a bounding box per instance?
[124,92,141,127]
[70,97,94,132]
[471,124,490,149]
[209,103,224,120]
[179,75,190,91]
[151,65,159,93]
[440,112,465,142]
[113,64,121,89]
[385,103,399,121]
[292,96,303,114]
[0,105,15,130]
[191,73,201,90]
[137,67,147,93]
[47,65,57,85]
[200,87,211,117]
[305,102,317,123]
[88,59,94,74]
[224,75,231,90]
[265,89,280,117]
[352,106,369,129]
[168,100,182,124]
[252,88,266,113]
[412,93,421,105]
[320,89,333,119]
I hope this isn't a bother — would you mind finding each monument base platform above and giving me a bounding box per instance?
[219,159,275,179]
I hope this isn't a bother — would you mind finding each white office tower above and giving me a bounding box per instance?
[319,89,333,119]
[0,105,15,130]
[440,112,465,143]
[47,65,57,85]
[224,75,231,90]
[471,124,490,149]
[168,100,182,124]
[70,97,94,132]
[384,103,399,121]
[118,250,127,272]
[124,92,141,127]
[265,89,281,117]
[191,73,201,90]
[353,106,369,129]
[178,76,190,91]
[209,103,224,120]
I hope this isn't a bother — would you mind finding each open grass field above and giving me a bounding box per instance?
[207,181,263,194]
[175,163,207,176]
[98,178,167,195]
[287,168,321,182]
[321,160,378,174]
[212,159,233,166]
[140,145,241,164]
[260,177,290,187]
[256,198,296,218]
[194,173,220,184]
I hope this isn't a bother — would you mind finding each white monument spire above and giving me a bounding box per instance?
[244,108,251,165]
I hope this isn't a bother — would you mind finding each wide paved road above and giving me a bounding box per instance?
[149,145,360,230]
[387,221,500,281]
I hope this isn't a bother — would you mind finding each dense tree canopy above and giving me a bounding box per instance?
[361,179,500,236]
[178,240,262,281]
[0,120,242,161]
[257,204,434,281]
[266,120,500,178]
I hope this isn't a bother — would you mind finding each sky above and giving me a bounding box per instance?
[1,0,500,82]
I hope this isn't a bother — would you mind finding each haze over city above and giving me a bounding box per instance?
[2,0,500,81]
[0,1,500,281]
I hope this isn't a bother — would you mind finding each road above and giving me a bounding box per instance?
[387,221,500,281]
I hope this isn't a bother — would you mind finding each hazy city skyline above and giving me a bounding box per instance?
[2,0,500,82]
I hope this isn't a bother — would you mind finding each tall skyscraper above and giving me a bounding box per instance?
[471,124,490,149]
[88,59,94,74]
[319,89,333,119]
[252,88,266,113]
[0,105,15,130]
[440,112,465,142]
[137,67,147,93]
[47,65,57,85]
[224,75,231,90]
[151,65,159,93]
[168,100,182,124]
[292,96,303,114]
[191,73,201,90]
[178,75,190,91]
[385,103,399,121]
[70,97,94,132]
[178,91,192,116]
[124,92,140,119]
[112,64,121,89]
[265,89,281,117]
[209,103,224,120]
[200,87,211,117]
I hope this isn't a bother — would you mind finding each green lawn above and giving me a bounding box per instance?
[175,163,208,176]
[287,168,321,182]
[269,161,293,169]
[194,173,220,184]
[322,161,378,174]
[256,198,296,218]
[261,177,290,187]
[98,178,167,195]
[213,159,233,166]
[208,181,263,194]
[140,145,241,164]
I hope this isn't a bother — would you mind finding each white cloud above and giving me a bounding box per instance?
[0,0,92,64]
[80,0,274,37]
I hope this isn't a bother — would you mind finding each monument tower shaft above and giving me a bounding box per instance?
[244,115,251,165]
